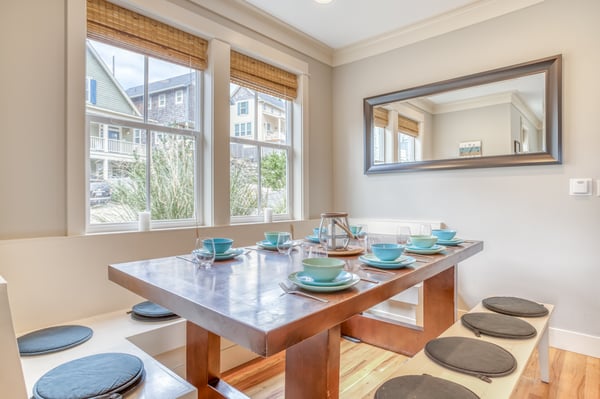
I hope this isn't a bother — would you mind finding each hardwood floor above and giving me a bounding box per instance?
[222,339,599,398]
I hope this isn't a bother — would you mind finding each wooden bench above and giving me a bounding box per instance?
[381,301,553,398]
[18,309,197,399]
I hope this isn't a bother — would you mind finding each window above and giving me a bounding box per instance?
[237,101,248,115]
[398,133,415,162]
[230,84,292,220]
[175,90,183,104]
[234,122,252,137]
[229,50,298,222]
[158,94,166,108]
[86,0,207,231]
[85,77,97,105]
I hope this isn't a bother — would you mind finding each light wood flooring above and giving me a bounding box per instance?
[222,339,600,399]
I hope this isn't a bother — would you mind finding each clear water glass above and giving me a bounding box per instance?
[277,232,292,255]
[193,237,216,269]
[396,226,411,246]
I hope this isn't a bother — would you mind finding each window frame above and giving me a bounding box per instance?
[85,39,203,233]
[230,85,293,224]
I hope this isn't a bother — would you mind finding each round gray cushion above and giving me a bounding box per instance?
[18,325,93,356]
[131,301,178,321]
[462,312,537,339]
[32,352,144,399]
[375,374,480,398]
[482,296,548,317]
[425,337,517,382]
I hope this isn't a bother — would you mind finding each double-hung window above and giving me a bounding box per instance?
[229,51,297,221]
[86,0,207,231]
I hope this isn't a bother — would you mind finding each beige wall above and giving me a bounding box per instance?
[0,0,332,330]
[333,0,600,353]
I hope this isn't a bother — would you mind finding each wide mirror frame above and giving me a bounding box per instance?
[364,55,562,174]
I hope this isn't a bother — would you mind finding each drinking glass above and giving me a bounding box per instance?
[277,232,292,255]
[419,223,432,236]
[396,226,411,246]
[355,224,368,252]
[317,229,329,257]
[193,237,216,269]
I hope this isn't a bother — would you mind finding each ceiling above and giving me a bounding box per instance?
[243,0,481,49]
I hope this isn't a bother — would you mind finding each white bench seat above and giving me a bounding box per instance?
[383,301,553,398]
[19,310,197,399]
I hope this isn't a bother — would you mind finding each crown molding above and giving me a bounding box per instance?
[332,0,545,67]
[185,0,333,65]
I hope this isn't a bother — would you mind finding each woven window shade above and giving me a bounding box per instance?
[398,114,419,137]
[373,107,389,128]
[87,0,207,70]
[231,51,297,100]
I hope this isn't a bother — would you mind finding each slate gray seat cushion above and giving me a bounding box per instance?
[482,296,548,317]
[131,301,178,322]
[424,337,517,382]
[375,374,480,399]
[32,352,144,399]
[461,312,537,339]
[18,325,93,356]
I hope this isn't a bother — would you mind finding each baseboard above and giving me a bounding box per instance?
[549,327,600,358]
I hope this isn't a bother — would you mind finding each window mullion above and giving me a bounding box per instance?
[144,56,151,213]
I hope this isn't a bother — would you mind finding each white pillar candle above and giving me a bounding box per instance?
[138,211,151,231]
[264,208,273,223]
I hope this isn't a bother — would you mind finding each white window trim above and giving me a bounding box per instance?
[175,89,184,104]
[158,94,166,107]
[67,0,309,235]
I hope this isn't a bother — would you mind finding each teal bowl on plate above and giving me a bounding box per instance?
[264,231,287,245]
[409,235,438,248]
[302,258,345,282]
[203,237,234,254]
[371,243,404,261]
[432,229,456,240]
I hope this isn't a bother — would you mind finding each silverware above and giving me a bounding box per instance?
[359,266,395,275]
[279,282,329,303]
[359,276,380,284]
[176,255,197,264]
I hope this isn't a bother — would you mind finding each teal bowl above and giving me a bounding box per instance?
[203,237,234,254]
[302,258,345,282]
[432,229,456,240]
[371,243,404,261]
[410,235,438,248]
[265,231,286,245]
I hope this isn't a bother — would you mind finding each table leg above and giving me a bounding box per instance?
[538,324,550,383]
[341,266,456,356]
[285,324,341,399]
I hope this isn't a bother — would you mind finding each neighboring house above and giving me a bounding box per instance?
[126,73,199,130]
[229,85,287,161]
[86,42,144,180]
[230,86,286,142]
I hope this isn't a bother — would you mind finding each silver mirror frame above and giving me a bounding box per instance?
[364,55,562,174]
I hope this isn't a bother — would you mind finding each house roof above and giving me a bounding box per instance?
[126,74,194,98]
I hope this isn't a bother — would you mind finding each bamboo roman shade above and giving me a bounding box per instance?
[373,107,389,128]
[87,0,208,70]
[398,114,419,137]
[231,51,298,100]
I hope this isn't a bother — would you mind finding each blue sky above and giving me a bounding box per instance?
[88,40,193,90]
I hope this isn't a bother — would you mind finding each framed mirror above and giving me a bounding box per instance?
[364,55,562,173]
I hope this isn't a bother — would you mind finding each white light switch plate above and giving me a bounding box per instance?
[569,178,592,196]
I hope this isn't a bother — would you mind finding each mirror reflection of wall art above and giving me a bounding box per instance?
[459,140,482,157]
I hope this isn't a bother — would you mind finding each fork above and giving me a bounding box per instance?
[279,282,329,303]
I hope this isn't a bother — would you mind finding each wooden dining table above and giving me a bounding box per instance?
[108,239,483,399]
